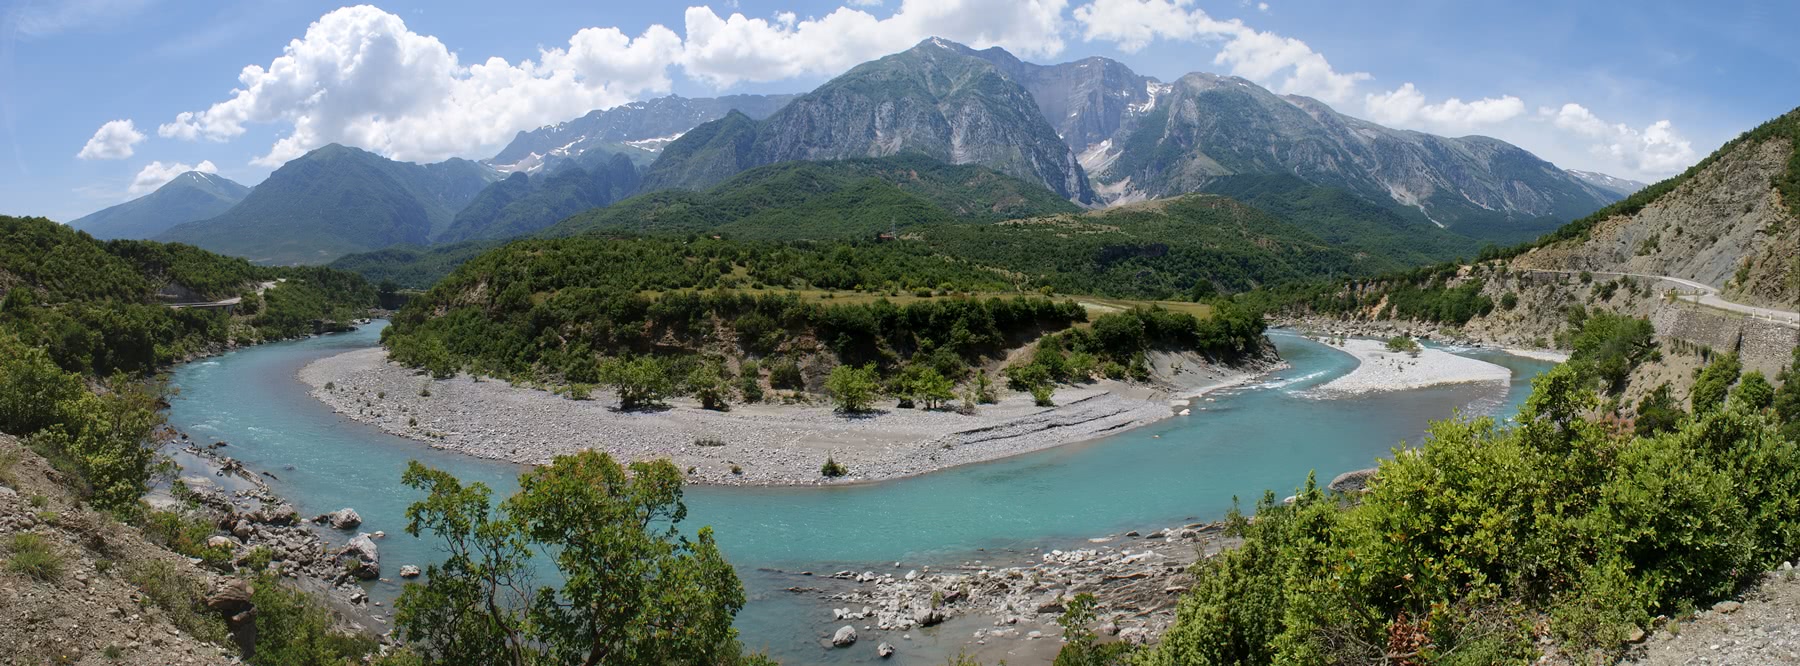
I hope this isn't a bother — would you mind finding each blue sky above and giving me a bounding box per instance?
[4,0,1796,222]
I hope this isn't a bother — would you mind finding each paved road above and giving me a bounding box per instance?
[168,280,281,310]
[1525,269,1800,327]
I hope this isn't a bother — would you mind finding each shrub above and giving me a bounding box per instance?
[5,533,62,581]
[1031,384,1055,407]
[825,364,881,413]
[1732,371,1775,411]
[567,383,593,401]
[126,561,228,644]
[600,355,673,410]
[820,457,848,478]
[1691,353,1742,414]
[1384,336,1421,356]
[1499,291,1519,311]
[688,362,732,411]
[1141,363,1800,664]
[249,573,379,665]
[768,360,804,390]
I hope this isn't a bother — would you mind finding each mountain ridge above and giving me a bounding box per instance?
[68,171,251,240]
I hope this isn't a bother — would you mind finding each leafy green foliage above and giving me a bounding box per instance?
[394,452,752,666]
[1634,384,1687,437]
[126,560,229,645]
[1146,363,1800,664]
[1776,348,1800,441]
[1567,312,1657,392]
[1,337,161,512]
[1004,304,1265,391]
[1,215,375,375]
[820,457,848,478]
[5,533,63,581]
[825,364,881,413]
[600,355,674,410]
[248,574,379,666]
[1053,593,1134,666]
[1691,353,1742,415]
[1384,336,1421,355]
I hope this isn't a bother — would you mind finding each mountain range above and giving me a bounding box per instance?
[69,171,250,240]
[486,94,796,174]
[156,144,497,264]
[75,37,1641,266]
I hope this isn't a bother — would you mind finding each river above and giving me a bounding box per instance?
[165,322,1552,663]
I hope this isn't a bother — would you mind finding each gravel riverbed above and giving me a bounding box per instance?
[298,348,1276,486]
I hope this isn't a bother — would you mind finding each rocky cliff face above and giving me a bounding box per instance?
[487,94,795,174]
[1515,114,1800,309]
[1087,72,1618,241]
[646,39,1094,203]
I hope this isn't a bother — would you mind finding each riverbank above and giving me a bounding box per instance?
[1311,337,1511,395]
[299,347,1276,486]
[780,520,1235,662]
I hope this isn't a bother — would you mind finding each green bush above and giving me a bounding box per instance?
[1031,384,1055,407]
[820,457,848,478]
[1384,336,1421,355]
[1143,362,1800,664]
[600,355,673,410]
[1691,353,1742,414]
[825,364,881,413]
[248,574,379,666]
[5,533,63,581]
[126,561,228,644]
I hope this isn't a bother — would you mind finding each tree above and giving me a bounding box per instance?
[1732,371,1775,411]
[1776,348,1800,441]
[395,453,751,666]
[892,364,955,410]
[600,355,672,410]
[1634,383,1687,437]
[688,361,732,411]
[1691,353,1742,415]
[825,364,881,413]
[1054,593,1134,666]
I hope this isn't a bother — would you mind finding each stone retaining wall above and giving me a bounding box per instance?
[1651,303,1799,376]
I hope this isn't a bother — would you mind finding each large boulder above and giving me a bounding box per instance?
[399,565,422,578]
[205,579,253,617]
[255,503,299,525]
[336,533,380,579]
[1328,468,1378,494]
[317,508,362,529]
[831,625,857,647]
[912,606,945,627]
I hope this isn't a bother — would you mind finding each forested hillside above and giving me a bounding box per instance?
[1,215,376,374]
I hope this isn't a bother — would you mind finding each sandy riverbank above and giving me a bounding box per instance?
[298,348,1274,486]
[1312,338,1512,395]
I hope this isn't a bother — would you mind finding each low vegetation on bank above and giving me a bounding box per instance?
[1048,346,1800,665]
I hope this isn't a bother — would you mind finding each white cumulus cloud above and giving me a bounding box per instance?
[128,159,218,196]
[680,0,1067,86]
[1071,0,1367,103]
[1540,103,1696,175]
[158,5,684,166]
[1363,83,1524,132]
[76,119,145,160]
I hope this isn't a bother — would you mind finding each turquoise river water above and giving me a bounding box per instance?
[165,322,1552,663]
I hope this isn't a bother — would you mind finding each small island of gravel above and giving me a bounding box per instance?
[300,347,1273,485]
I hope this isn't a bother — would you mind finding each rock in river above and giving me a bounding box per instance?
[877,642,895,658]
[399,565,421,578]
[832,625,857,647]
[318,507,362,529]
[336,532,380,579]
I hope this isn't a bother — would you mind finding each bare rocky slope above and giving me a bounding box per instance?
[1,435,239,664]
[1516,133,1800,309]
